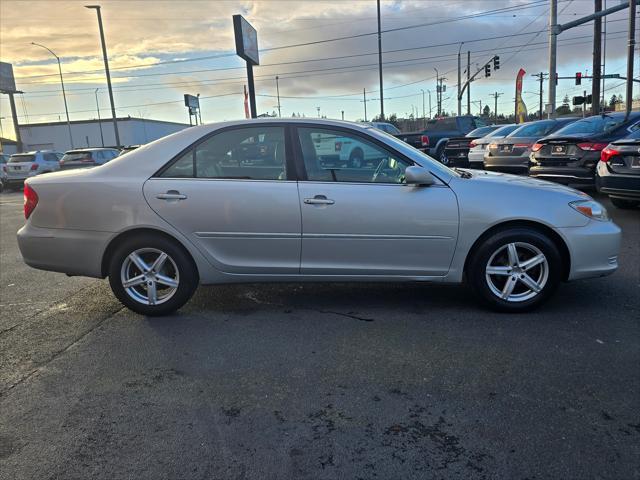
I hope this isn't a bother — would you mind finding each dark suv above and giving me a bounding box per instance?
[529,112,640,187]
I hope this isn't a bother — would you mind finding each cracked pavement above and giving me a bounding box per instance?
[1,190,639,479]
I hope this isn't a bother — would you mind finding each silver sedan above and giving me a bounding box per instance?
[17,119,620,316]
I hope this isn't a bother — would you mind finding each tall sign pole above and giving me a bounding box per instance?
[592,0,603,115]
[0,62,22,152]
[377,0,384,121]
[548,0,558,118]
[233,15,259,119]
[625,0,636,119]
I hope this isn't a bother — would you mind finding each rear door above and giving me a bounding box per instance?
[144,124,302,274]
[293,124,458,276]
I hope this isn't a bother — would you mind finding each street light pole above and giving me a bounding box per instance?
[457,42,464,116]
[94,88,104,147]
[31,42,73,148]
[420,89,425,127]
[433,68,440,117]
[85,5,120,147]
[275,76,281,117]
[376,0,385,121]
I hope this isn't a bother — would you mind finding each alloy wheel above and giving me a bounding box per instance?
[120,248,180,305]
[485,242,549,303]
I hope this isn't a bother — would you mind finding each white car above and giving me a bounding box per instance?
[4,150,63,189]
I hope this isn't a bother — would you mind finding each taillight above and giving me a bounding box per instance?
[600,146,620,162]
[469,141,477,148]
[578,142,608,151]
[513,143,532,149]
[420,135,429,147]
[24,183,38,219]
[30,163,38,171]
[488,143,498,150]
[531,143,543,152]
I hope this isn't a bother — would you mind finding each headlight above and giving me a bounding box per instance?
[569,200,609,221]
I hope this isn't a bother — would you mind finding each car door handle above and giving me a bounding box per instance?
[156,191,187,200]
[304,195,335,205]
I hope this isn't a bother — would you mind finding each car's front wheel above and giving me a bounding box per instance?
[108,234,198,316]
[467,228,562,312]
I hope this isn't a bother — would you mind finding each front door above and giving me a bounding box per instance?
[144,125,301,274]
[294,125,458,276]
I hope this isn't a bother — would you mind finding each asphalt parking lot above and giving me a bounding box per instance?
[0,189,638,479]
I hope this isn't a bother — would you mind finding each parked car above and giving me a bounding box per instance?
[4,150,63,189]
[311,130,386,168]
[395,115,486,164]
[59,148,121,170]
[468,124,519,168]
[485,118,578,174]
[18,119,620,316]
[443,125,503,168]
[0,153,10,192]
[365,122,401,135]
[529,112,640,187]
[596,129,640,209]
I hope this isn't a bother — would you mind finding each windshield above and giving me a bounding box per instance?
[552,115,626,136]
[508,121,555,138]
[62,152,93,162]
[9,154,36,163]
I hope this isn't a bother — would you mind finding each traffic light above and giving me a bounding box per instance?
[576,72,582,85]
[586,94,593,104]
[573,96,585,106]
[493,56,500,70]
[485,64,491,78]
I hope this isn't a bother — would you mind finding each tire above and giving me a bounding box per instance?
[609,197,639,209]
[435,146,449,165]
[349,149,364,168]
[467,228,562,313]
[108,234,198,316]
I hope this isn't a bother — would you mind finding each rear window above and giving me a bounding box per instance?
[489,124,519,137]
[508,121,555,138]
[553,115,626,136]
[9,154,35,163]
[62,151,94,162]
[467,126,498,137]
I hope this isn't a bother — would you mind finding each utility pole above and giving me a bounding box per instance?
[491,92,503,123]
[532,72,547,119]
[275,76,281,117]
[363,88,368,122]
[457,42,464,116]
[625,0,636,119]
[85,5,120,147]
[593,0,603,115]
[548,0,558,118]
[427,89,432,121]
[467,51,471,115]
[31,43,73,148]
[420,89,426,125]
[434,68,439,116]
[94,88,104,147]
[377,0,384,120]
[316,106,321,118]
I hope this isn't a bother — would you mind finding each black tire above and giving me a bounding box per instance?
[108,234,198,316]
[609,197,639,209]
[349,149,364,168]
[435,145,449,165]
[467,228,563,313]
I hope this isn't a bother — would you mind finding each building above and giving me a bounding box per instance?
[14,117,190,153]
[0,137,18,155]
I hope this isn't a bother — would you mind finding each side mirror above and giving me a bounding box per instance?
[405,166,435,186]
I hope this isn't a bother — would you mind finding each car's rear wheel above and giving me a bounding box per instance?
[435,145,449,165]
[609,197,639,209]
[467,228,562,312]
[108,234,198,316]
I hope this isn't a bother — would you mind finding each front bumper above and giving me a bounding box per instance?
[558,219,621,281]
[17,222,111,278]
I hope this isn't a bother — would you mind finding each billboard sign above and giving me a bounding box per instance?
[233,15,259,65]
[184,94,199,109]
[0,62,17,93]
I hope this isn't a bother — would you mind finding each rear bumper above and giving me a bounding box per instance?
[597,169,640,200]
[17,223,110,278]
[484,154,530,173]
[529,166,595,185]
[559,220,621,281]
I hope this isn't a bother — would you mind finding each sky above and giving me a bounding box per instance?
[0,0,638,139]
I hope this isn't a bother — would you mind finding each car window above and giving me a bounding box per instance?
[489,125,518,137]
[458,117,475,132]
[553,115,626,136]
[467,126,497,137]
[43,153,57,162]
[298,127,410,184]
[426,118,456,131]
[508,121,555,137]
[9,154,36,163]
[161,126,287,180]
[62,151,93,162]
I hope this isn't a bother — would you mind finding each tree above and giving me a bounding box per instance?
[609,95,618,107]
[482,105,491,117]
